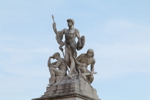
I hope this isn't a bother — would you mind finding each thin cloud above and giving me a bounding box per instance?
[93,43,150,79]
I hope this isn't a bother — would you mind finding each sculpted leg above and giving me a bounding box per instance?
[80,66,87,79]
[64,47,70,67]
[69,55,75,75]
[88,75,94,84]
[49,68,56,85]
[86,70,94,84]
[52,68,64,76]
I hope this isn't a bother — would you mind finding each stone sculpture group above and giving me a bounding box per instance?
[32,16,100,100]
[49,16,96,85]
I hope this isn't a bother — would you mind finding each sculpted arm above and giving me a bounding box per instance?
[90,58,95,72]
[47,56,52,67]
[51,60,61,68]
[52,21,66,35]
[56,29,66,47]
[52,22,65,47]
[75,29,84,49]
[48,56,57,67]
[75,29,80,39]
[76,54,84,66]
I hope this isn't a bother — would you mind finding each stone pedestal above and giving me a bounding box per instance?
[32,76,101,100]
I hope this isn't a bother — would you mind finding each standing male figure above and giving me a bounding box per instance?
[52,18,84,76]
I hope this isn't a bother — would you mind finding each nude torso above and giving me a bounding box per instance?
[78,54,94,66]
[65,29,77,46]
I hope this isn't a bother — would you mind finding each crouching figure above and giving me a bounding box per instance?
[76,49,96,84]
[48,52,67,85]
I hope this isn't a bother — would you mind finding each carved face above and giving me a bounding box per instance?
[68,21,73,27]
[53,52,60,60]
[87,49,94,57]
[87,51,93,57]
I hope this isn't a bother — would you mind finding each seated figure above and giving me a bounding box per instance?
[76,49,95,84]
[48,52,67,85]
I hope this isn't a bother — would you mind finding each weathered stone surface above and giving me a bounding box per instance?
[32,17,101,100]
[52,17,85,76]
[32,76,100,100]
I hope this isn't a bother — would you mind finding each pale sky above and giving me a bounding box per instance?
[0,0,150,100]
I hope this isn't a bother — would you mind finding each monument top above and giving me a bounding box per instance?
[32,16,100,100]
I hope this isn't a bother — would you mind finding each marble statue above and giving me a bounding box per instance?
[32,16,100,100]
[52,16,85,76]
[76,49,95,84]
[47,52,67,85]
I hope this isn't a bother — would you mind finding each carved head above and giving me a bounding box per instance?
[53,52,60,60]
[87,49,94,57]
[67,19,74,26]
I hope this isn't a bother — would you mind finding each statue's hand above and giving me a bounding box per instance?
[59,45,64,51]
[90,71,94,75]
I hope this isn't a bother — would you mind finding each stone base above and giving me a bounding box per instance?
[32,76,101,100]
[32,93,98,100]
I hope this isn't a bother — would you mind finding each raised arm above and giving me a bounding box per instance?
[52,22,66,49]
[47,56,53,67]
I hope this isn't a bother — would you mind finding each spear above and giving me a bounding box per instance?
[51,15,70,74]
[52,15,55,23]
[52,14,58,35]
